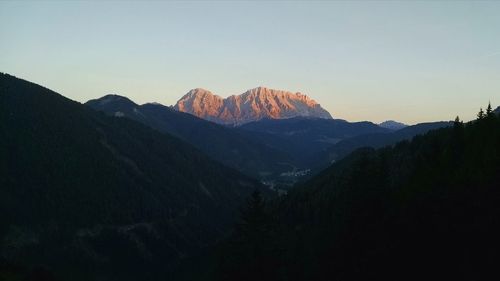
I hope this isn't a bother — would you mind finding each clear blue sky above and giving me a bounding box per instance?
[1,1,499,124]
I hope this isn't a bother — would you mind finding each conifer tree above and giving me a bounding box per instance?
[453,116,463,129]
[477,107,485,120]
[486,102,493,116]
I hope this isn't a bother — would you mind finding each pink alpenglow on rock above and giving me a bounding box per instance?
[174,86,332,125]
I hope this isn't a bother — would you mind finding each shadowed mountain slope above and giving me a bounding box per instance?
[86,95,294,179]
[0,73,266,280]
[237,117,390,170]
[379,120,407,130]
[313,121,453,169]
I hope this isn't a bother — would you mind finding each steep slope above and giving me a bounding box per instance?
[0,73,265,280]
[174,88,224,123]
[174,87,332,125]
[198,112,500,281]
[86,95,294,179]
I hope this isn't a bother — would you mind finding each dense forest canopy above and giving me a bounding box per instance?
[178,107,500,281]
[0,73,266,280]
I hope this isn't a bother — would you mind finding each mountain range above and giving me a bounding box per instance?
[2,73,497,281]
[87,93,452,187]
[174,87,332,125]
[314,120,453,169]
[237,117,390,172]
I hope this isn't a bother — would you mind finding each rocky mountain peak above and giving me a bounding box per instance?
[174,87,332,125]
[175,88,224,122]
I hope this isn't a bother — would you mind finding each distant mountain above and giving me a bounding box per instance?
[174,87,332,125]
[86,95,294,179]
[379,120,407,130]
[0,73,266,280]
[494,106,500,115]
[237,117,390,180]
[314,121,453,169]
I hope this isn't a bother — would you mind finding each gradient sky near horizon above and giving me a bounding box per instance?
[1,1,499,124]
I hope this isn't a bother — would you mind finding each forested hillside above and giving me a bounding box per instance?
[190,109,500,281]
[313,121,452,169]
[0,73,266,280]
[86,95,294,179]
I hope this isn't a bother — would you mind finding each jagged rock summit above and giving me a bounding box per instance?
[174,86,332,125]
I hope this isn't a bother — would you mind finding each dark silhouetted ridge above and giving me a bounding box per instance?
[0,73,266,280]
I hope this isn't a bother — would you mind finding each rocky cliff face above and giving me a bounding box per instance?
[174,87,332,125]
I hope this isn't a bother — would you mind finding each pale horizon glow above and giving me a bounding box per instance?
[1,1,499,124]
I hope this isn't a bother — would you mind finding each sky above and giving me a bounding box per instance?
[1,1,499,124]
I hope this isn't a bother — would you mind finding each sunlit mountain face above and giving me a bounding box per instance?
[174,86,332,126]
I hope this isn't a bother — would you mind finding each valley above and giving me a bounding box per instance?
[1,72,499,281]
[88,90,451,188]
